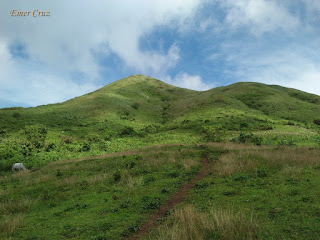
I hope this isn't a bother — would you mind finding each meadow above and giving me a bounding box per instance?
[146,145,320,240]
[0,75,320,239]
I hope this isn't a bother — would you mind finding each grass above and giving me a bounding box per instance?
[147,145,320,240]
[0,145,207,240]
[0,75,320,239]
[0,75,319,171]
[145,205,259,240]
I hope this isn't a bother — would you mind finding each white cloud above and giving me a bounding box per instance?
[215,43,320,95]
[221,0,300,35]
[0,41,99,107]
[200,1,320,96]
[164,72,213,91]
[0,0,203,106]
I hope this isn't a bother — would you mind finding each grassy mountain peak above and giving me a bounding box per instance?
[1,75,320,240]
[0,74,319,170]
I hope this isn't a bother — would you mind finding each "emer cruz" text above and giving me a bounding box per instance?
[10,9,50,17]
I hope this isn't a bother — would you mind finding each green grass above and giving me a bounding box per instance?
[0,75,319,170]
[0,145,206,240]
[1,75,320,239]
[146,145,320,240]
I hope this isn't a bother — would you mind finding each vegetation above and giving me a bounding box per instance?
[0,75,320,239]
[146,145,320,240]
[1,75,319,171]
[0,145,205,239]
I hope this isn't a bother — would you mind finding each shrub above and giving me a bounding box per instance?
[24,125,47,149]
[104,129,118,141]
[203,127,226,142]
[113,169,121,182]
[61,136,73,144]
[80,142,91,152]
[131,103,139,110]
[120,126,136,137]
[45,142,56,152]
[87,134,102,143]
[141,124,160,134]
[313,119,320,125]
[12,112,21,118]
[235,132,263,145]
[0,159,15,172]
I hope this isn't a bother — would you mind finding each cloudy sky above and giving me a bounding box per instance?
[1,0,320,108]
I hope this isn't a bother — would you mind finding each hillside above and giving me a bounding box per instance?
[0,74,320,170]
[1,75,320,130]
[1,75,320,239]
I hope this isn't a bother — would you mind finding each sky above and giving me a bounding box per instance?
[1,0,320,108]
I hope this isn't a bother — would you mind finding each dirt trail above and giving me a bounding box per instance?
[127,153,210,240]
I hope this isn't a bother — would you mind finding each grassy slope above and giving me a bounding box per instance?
[146,145,320,240]
[0,145,206,240]
[0,75,319,170]
[1,75,320,133]
[1,76,320,239]
[0,75,195,131]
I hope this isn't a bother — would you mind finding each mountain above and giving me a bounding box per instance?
[1,75,320,239]
[1,75,320,130]
[0,75,319,170]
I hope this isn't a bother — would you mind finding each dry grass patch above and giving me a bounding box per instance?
[147,205,259,240]
[87,174,108,185]
[0,188,10,199]
[181,158,198,170]
[0,198,38,215]
[281,166,304,179]
[59,176,78,186]
[213,146,320,177]
[214,152,257,176]
[254,147,320,168]
[52,143,188,165]
[124,174,143,190]
[12,170,31,178]
[0,214,23,236]
[206,142,272,151]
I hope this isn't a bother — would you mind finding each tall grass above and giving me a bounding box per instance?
[214,152,257,176]
[254,147,320,168]
[147,205,259,240]
[0,214,23,236]
[213,146,320,176]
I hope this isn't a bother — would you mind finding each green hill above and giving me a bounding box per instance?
[1,75,320,240]
[0,74,319,170]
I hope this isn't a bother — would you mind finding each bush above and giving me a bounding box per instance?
[141,124,161,134]
[313,119,320,125]
[0,159,15,172]
[203,127,226,142]
[131,103,139,110]
[87,134,102,143]
[24,125,47,149]
[104,129,118,141]
[113,169,121,182]
[235,132,263,145]
[80,142,91,152]
[12,112,21,118]
[120,126,136,137]
[61,136,73,144]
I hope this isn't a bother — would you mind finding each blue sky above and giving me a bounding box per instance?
[1,0,320,108]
